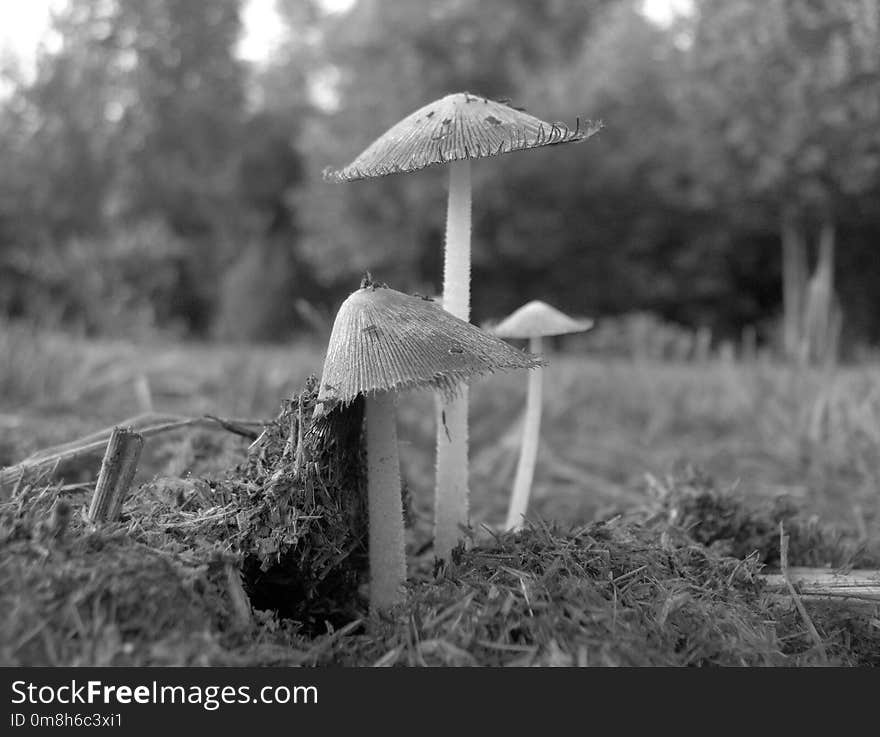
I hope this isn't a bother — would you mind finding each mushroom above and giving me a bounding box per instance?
[492,300,593,532]
[314,283,541,611]
[325,92,601,560]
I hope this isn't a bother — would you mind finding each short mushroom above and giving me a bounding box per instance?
[314,283,541,611]
[325,92,601,560]
[492,300,593,532]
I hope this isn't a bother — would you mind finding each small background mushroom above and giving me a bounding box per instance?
[315,283,541,610]
[325,92,601,560]
[492,300,593,532]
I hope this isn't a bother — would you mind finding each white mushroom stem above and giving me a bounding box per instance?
[505,335,543,532]
[434,385,469,561]
[365,391,406,611]
[442,159,472,320]
[434,159,472,561]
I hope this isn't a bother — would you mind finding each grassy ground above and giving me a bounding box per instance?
[3,321,878,533]
[2,323,879,665]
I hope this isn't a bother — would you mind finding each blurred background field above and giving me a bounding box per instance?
[1,0,880,537]
[3,321,878,543]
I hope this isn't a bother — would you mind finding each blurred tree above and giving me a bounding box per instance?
[0,2,121,320]
[684,0,880,360]
[0,0,251,333]
[108,0,248,331]
[109,0,246,239]
[216,110,323,342]
[0,2,118,244]
[214,1,328,340]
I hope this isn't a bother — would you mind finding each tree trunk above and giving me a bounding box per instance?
[802,218,839,366]
[781,206,808,360]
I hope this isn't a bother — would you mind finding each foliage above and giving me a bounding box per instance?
[650,467,880,568]
[685,0,880,209]
[683,0,880,352]
[1,0,880,347]
[0,0,316,336]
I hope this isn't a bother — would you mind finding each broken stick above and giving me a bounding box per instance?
[88,427,144,523]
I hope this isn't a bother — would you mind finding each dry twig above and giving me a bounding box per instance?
[779,522,828,663]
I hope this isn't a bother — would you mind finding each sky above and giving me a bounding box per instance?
[0,0,54,65]
[0,0,293,69]
[642,0,692,27]
[0,0,690,74]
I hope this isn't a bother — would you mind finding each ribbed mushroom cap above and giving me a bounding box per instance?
[315,286,543,414]
[323,92,602,183]
[493,300,594,339]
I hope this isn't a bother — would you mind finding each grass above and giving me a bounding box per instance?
[1,324,879,666]
[3,323,878,530]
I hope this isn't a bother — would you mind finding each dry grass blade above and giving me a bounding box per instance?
[225,563,253,629]
[371,646,403,667]
[302,619,364,666]
[203,415,261,441]
[778,522,828,663]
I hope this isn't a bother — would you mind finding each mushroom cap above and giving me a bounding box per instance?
[492,300,594,339]
[315,286,543,414]
[323,92,602,183]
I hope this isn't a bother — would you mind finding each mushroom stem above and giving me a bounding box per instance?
[443,159,472,321]
[434,386,469,561]
[505,335,544,532]
[434,159,473,560]
[365,391,406,611]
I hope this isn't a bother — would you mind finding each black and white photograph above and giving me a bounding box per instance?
[1,0,879,685]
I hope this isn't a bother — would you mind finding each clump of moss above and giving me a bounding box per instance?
[1,377,369,664]
[1,532,238,666]
[320,519,776,666]
[230,383,368,628]
[651,468,880,568]
[134,378,369,629]
[304,519,879,667]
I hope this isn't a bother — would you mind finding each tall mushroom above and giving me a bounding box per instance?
[325,92,601,560]
[492,300,593,532]
[314,283,541,611]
